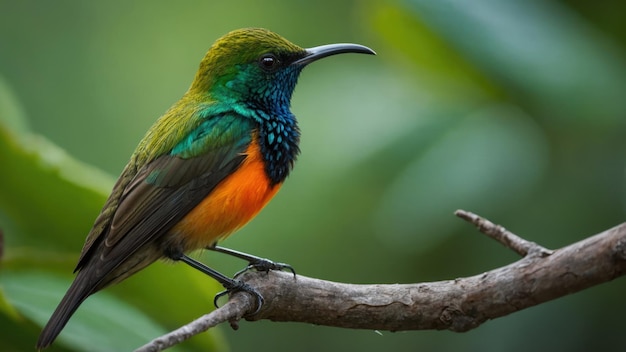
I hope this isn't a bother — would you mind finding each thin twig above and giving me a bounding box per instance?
[454,209,552,257]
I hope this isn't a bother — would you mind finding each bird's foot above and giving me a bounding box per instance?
[234,258,296,278]
[206,245,296,278]
[214,280,264,315]
[172,253,264,315]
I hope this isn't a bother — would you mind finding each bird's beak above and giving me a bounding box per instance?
[292,43,376,66]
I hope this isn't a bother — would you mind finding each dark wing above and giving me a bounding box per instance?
[75,114,254,281]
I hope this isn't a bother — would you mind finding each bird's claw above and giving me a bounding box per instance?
[214,280,264,316]
[234,258,296,278]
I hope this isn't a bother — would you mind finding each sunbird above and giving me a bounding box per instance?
[36,28,375,349]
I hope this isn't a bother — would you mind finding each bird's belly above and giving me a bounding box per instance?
[172,141,281,250]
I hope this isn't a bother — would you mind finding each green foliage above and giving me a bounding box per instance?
[1,271,174,352]
[1,0,625,351]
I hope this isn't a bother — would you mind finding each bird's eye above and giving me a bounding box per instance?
[258,53,279,71]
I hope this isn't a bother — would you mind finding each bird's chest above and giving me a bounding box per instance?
[174,139,281,249]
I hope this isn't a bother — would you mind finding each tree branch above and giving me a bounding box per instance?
[135,211,626,352]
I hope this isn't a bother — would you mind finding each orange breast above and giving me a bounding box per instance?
[172,139,281,250]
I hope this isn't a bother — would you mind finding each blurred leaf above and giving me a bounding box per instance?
[404,0,626,125]
[0,271,179,352]
[0,90,113,252]
[374,104,549,252]
[0,285,20,320]
[368,2,502,100]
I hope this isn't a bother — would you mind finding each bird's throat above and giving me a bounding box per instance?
[255,109,300,185]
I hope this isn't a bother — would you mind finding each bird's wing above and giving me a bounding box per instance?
[74,114,254,275]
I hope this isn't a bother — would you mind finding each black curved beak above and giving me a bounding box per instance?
[292,43,376,66]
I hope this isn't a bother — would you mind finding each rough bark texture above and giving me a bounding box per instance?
[135,212,626,352]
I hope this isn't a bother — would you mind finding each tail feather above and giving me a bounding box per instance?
[36,245,160,350]
[36,271,94,350]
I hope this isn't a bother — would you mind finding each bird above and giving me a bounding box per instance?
[36,27,375,349]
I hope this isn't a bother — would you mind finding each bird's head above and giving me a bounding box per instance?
[189,28,375,112]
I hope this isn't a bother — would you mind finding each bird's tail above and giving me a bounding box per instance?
[35,244,160,350]
[35,270,94,350]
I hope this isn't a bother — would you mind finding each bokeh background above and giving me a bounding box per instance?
[1,0,626,351]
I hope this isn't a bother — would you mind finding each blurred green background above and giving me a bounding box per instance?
[1,0,625,351]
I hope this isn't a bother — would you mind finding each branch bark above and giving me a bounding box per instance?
[135,211,626,352]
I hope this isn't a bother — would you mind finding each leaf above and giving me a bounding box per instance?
[0,284,20,320]
[403,0,626,125]
[0,271,182,352]
[373,104,549,252]
[0,73,114,253]
[367,2,501,99]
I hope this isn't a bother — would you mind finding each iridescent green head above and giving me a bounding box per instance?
[187,28,375,183]
[189,28,375,111]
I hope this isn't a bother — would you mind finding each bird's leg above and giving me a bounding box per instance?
[171,252,263,314]
[206,244,296,278]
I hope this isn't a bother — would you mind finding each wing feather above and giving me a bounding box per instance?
[75,113,254,279]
